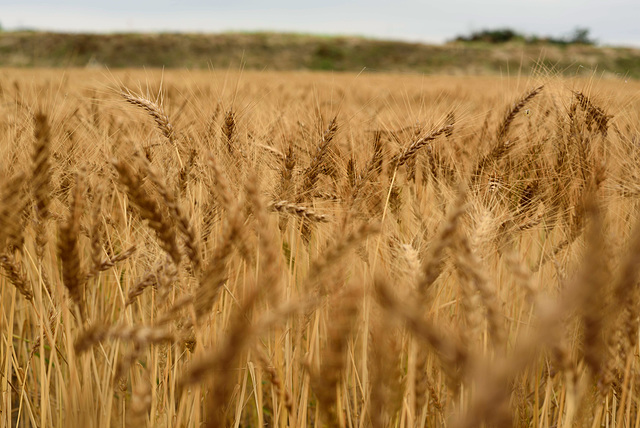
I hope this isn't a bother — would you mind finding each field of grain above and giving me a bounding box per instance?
[1,68,640,427]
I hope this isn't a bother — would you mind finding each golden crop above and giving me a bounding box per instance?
[2,68,640,427]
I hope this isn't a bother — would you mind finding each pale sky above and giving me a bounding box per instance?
[3,0,640,47]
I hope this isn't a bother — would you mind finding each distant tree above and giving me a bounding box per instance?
[567,27,596,45]
[454,28,524,44]
[453,27,596,46]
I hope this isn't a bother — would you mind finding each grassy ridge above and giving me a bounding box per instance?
[2,31,640,77]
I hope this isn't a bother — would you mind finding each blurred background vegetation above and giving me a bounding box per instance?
[0,27,638,78]
[453,27,596,45]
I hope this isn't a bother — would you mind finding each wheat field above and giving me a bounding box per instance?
[2,68,640,427]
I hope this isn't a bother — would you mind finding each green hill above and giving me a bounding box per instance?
[1,31,640,77]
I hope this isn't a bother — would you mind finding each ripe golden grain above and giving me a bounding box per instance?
[2,69,640,427]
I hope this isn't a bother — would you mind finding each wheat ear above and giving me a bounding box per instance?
[0,254,33,301]
[121,90,176,144]
[33,112,52,260]
[141,156,202,273]
[0,173,27,251]
[391,124,452,169]
[58,173,85,314]
[270,200,329,223]
[299,117,338,200]
[113,159,182,266]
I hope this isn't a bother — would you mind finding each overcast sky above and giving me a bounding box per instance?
[3,0,640,47]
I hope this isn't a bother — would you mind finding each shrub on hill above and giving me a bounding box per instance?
[454,27,596,45]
